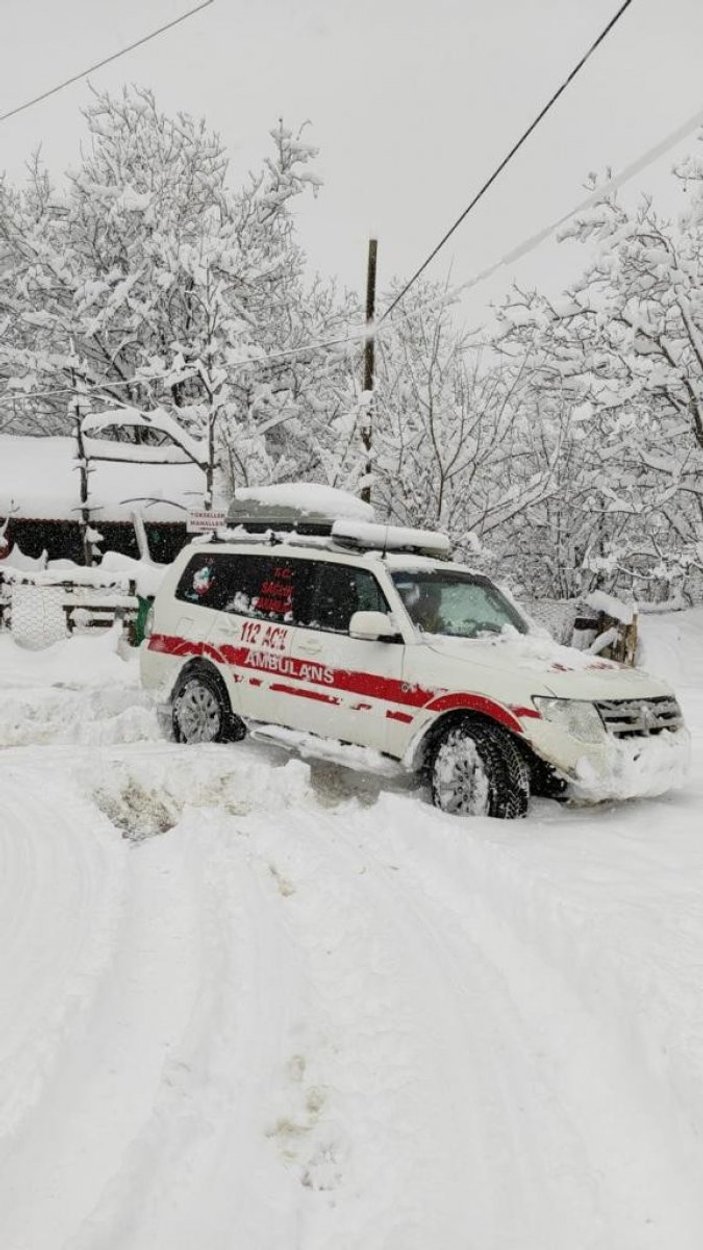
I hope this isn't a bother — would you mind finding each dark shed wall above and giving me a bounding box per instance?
[3,518,189,565]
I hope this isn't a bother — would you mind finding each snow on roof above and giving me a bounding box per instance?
[234,482,375,521]
[332,519,452,557]
[0,434,213,524]
[82,407,207,466]
[585,590,636,625]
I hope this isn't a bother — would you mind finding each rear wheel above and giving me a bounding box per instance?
[172,667,244,745]
[429,719,529,819]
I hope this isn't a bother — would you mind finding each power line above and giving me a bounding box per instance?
[380,0,635,322]
[0,0,215,126]
[456,103,703,301]
[5,84,701,416]
[9,88,698,416]
[1,323,371,406]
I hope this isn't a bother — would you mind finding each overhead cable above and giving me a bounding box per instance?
[456,102,703,300]
[380,0,635,322]
[4,89,703,416]
[9,93,703,415]
[0,0,215,125]
[0,323,371,407]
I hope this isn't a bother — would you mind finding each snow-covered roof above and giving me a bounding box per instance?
[82,407,207,466]
[0,434,213,524]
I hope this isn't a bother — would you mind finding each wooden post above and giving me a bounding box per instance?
[361,238,378,505]
[70,363,93,567]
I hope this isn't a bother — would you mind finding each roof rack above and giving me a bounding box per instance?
[331,519,452,559]
[220,500,452,560]
[226,497,341,536]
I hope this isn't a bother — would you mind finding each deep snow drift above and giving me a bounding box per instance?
[1,612,703,1248]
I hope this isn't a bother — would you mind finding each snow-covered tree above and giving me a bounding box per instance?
[491,152,703,601]
[0,87,341,503]
[318,280,561,580]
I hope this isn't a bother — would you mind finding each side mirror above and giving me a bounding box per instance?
[349,610,400,642]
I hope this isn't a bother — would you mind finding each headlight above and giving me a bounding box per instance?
[532,697,605,744]
[144,604,155,639]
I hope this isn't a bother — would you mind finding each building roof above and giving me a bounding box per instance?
[0,434,214,524]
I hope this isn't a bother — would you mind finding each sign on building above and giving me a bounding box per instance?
[187,510,227,534]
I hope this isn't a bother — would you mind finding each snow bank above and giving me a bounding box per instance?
[0,622,131,690]
[637,607,703,688]
[0,627,158,747]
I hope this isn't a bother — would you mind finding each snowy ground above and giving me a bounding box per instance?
[1,614,703,1249]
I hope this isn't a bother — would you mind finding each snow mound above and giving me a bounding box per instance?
[0,629,159,747]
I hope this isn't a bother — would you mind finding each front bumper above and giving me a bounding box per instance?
[526,714,691,802]
[568,728,691,802]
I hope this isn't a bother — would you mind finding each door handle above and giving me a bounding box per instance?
[298,640,322,655]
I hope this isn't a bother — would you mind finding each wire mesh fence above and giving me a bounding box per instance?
[9,583,67,649]
[521,599,581,646]
[0,571,139,648]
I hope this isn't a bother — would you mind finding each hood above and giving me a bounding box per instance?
[423,632,672,700]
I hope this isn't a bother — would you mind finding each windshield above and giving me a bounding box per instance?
[391,569,528,638]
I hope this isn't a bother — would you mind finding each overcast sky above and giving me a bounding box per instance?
[2,0,703,326]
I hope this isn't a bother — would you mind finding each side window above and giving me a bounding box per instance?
[355,569,390,614]
[175,553,231,610]
[307,563,391,634]
[222,555,314,625]
[174,553,388,632]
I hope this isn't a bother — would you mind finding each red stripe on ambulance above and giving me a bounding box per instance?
[148,632,526,733]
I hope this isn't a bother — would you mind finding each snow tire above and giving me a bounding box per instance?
[171,665,245,745]
[429,718,530,819]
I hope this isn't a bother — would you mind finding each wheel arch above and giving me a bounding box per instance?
[424,710,531,819]
[170,655,231,702]
[170,656,246,743]
[406,705,535,777]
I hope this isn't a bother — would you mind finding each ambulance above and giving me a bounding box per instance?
[141,492,689,818]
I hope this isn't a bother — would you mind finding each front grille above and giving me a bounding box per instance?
[596,695,684,739]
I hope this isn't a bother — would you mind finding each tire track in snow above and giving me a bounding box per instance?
[0,763,125,1144]
[0,759,256,1250]
[229,787,703,1250]
[0,772,197,1249]
[65,807,312,1250]
[239,800,602,1250]
[344,793,703,1249]
[3,729,703,1249]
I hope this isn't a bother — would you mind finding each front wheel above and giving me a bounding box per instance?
[171,667,244,745]
[429,719,529,819]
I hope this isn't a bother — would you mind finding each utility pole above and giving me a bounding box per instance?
[360,237,377,505]
[69,351,93,567]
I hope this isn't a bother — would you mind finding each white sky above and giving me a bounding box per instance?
[2,0,703,327]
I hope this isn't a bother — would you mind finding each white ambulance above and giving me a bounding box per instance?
[140,494,689,818]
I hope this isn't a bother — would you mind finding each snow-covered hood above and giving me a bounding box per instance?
[423,631,673,701]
